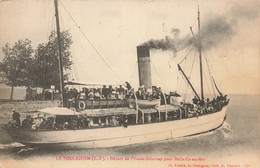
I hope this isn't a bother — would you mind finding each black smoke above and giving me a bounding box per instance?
[142,1,260,56]
[144,35,178,56]
[181,15,235,51]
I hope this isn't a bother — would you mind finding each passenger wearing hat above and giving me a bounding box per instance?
[102,85,108,99]
[94,88,101,99]
[32,114,44,130]
[147,87,152,100]
[136,88,142,99]
[117,85,124,100]
[108,85,113,99]
[88,89,94,100]
[125,81,132,91]
[12,109,20,127]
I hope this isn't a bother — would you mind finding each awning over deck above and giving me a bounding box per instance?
[136,105,179,114]
[156,105,179,112]
[64,81,119,86]
[37,107,81,115]
[82,108,137,117]
[138,108,157,114]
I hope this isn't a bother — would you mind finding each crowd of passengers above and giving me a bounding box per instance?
[65,82,176,101]
[192,94,229,111]
[9,112,134,130]
[9,94,229,130]
[64,82,166,109]
[127,85,164,100]
[65,82,132,101]
[9,79,229,129]
[177,94,230,118]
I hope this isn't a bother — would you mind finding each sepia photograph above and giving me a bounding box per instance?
[0,0,259,167]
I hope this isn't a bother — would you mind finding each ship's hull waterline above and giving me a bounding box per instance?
[4,106,227,149]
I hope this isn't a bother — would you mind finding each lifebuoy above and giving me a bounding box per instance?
[78,101,86,110]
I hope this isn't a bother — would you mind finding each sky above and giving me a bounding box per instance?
[0,0,259,96]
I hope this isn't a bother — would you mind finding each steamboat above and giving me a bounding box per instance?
[2,0,229,149]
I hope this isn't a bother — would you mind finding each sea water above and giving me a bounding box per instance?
[0,94,259,167]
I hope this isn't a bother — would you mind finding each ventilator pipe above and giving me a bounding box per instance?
[161,92,168,121]
[132,90,139,124]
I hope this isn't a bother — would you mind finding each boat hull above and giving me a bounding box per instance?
[3,106,228,149]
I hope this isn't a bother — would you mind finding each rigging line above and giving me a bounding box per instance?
[68,36,77,82]
[192,18,197,27]
[71,39,101,79]
[58,8,77,82]
[199,38,217,78]
[178,73,184,94]
[182,18,197,38]
[202,65,211,98]
[151,61,168,92]
[50,8,55,36]
[129,62,137,84]
[63,8,80,85]
[46,3,52,43]
[48,8,54,40]
[182,75,187,101]
[178,69,196,101]
[71,63,77,82]
[178,71,187,101]
[188,51,196,79]
[70,60,77,81]
[74,39,97,60]
[59,1,123,84]
[172,19,198,97]
[202,51,216,97]
[169,61,179,91]
[177,76,179,91]
[188,19,198,36]
[180,57,187,94]
[179,46,194,65]
[183,52,193,94]
[184,51,196,99]
[198,36,216,97]
[183,78,188,101]
[180,72,188,99]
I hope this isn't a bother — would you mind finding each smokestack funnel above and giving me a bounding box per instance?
[137,46,152,88]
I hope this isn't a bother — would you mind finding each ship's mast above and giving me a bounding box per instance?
[54,0,65,107]
[198,6,204,100]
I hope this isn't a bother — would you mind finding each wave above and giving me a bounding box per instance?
[0,142,39,154]
[17,147,38,154]
[0,142,24,150]
[220,122,232,139]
